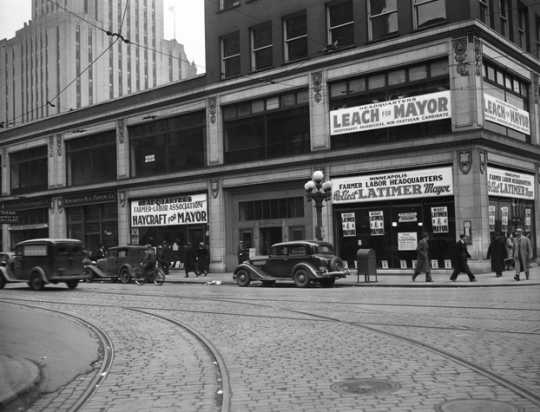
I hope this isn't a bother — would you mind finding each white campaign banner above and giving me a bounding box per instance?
[483,93,530,135]
[131,193,208,227]
[330,91,451,135]
[332,167,453,204]
[487,167,535,200]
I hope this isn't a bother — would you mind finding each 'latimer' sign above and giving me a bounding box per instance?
[131,193,208,227]
[483,93,530,135]
[487,167,534,200]
[330,91,451,135]
[332,167,453,204]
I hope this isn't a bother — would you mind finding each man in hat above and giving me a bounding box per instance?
[512,228,533,281]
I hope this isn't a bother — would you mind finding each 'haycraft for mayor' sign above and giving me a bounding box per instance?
[487,167,534,200]
[483,94,530,135]
[330,91,451,135]
[131,194,208,227]
[332,167,453,204]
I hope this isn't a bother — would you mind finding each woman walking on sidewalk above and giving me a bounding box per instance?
[487,232,506,277]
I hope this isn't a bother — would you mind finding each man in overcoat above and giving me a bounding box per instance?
[450,234,476,282]
[513,228,533,281]
[487,232,507,277]
[413,232,432,282]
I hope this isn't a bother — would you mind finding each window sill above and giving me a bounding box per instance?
[216,4,240,14]
[367,32,400,45]
[413,19,447,33]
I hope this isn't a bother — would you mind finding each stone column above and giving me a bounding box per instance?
[116,119,129,179]
[309,71,331,151]
[208,179,226,272]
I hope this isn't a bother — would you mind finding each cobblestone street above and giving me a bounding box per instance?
[1,280,540,412]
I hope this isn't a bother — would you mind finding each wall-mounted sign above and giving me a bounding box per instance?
[398,232,417,251]
[0,210,18,224]
[131,193,207,227]
[63,191,117,207]
[333,167,453,204]
[144,154,156,163]
[431,206,449,233]
[330,91,451,135]
[483,93,530,135]
[398,212,417,223]
[487,167,534,200]
[341,212,356,237]
[369,211,384,236]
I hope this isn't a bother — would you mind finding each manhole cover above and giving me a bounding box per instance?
[438,399,519,412]
[330,379,400,395]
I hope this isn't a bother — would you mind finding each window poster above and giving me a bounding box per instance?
[369,211,384,236]
[501,206,509,232]
[488,205,496,232]
[431,206,449,233]
[398,232,417,251]
[341,212,356,237]
[525,208,531,231]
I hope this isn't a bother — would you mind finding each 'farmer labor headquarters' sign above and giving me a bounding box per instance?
[483,94,530,135]
[131,193,208,227]
[330,91,451,135]
[487,167,534,200]
[332,167,453,204]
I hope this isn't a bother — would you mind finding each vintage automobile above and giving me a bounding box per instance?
[85,245,163,284]
[233,240,349,288]
[0,238,87,290]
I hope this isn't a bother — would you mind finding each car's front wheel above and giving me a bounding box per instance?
[28,273,44,291]
[66,280,79,289]
[119,268,131,284]
[236,270,251,287]
[294,269,310,288]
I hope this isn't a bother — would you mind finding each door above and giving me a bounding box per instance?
[260,227,282,255]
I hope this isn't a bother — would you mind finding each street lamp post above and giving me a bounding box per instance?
[304,170,332,241]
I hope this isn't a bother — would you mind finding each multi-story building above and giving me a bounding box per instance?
[0,0,538,273]
[0,0,196,128]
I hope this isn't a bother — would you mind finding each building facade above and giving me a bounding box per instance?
[0,0,539,273]
[0,0,197,128]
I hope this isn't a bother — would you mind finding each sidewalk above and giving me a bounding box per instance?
[165,265,540,287]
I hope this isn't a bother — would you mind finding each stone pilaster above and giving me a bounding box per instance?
[208,179,226,272]
[207,96,223,166]
[309,71,330,151]
[1,148,8,195]
[535,164,540,259]
[116,119,129,179]
[49,196,66,238]
[117,190,129,245]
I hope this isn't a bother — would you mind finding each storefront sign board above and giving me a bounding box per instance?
[333,167,453,204]
[330,91,451,135]
[398,232,417,251]
[483,94,530,135]
[487,167,534,200]
[341,212,356,237]
[131,193,207,227]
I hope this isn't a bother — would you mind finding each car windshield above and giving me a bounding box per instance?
[315,244,334,254]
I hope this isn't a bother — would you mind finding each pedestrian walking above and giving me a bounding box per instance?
[183,242,196,278]
[195,242,209,276]
[513,228,533,281]
[450,234,476,282]
[157,241,171,275]
[487,232,506,277]
[413,232,432,282]
[504,232,514,270]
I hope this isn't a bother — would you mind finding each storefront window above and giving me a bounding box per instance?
[67,203,118,251]
[239,197,304,221]
[10,146,48,194]
[66,131,116,186]
[330,59,451,149]
[129,111,205,177]
[224,89,310,164]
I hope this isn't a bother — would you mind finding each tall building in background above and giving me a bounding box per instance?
[0,0,197,128]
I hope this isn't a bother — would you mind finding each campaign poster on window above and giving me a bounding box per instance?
[369,211,384,236]
[431,206,449,233]
[525,208,531,231]
[341,212,356,237]
[398,232,417,251]
[501,206,509,232]
[488,205,496,232]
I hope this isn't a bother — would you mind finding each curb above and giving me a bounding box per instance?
[0,355,41,409]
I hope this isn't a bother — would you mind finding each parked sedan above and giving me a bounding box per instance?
[85,245,153,283]
[233,240,349,288]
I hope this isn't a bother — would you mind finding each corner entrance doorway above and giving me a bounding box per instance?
[260,227,282,255]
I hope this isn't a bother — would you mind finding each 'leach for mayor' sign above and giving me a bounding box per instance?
[487,167,535,200]
[131,193,208,227]
[483,93,530,135]
[330,91,451,136]
[332,167,453,204]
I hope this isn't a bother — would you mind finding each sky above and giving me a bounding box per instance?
[0,0,206,72]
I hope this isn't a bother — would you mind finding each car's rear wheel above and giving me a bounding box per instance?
[84,268,94,283]
[0,274,6,289]
[119,268,131,284]
[320,277,335,288]
[66,280,79,289]
[236,270,251,287]
[294,269,310,288]
[28,273,44,291]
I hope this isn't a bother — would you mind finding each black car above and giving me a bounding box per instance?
[233,240,349,288]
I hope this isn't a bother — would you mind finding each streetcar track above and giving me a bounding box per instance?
[0,300,115,412]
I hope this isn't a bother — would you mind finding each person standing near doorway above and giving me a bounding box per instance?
[513,228,533,281]
[450,234,476,282]
[184,242,195,278]
[413,232,432,282]
[487,232,506,277]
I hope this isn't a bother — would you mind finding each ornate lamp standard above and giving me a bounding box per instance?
[304,170,332,241]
